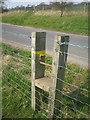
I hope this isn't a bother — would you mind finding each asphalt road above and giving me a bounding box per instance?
[1,23,88,68]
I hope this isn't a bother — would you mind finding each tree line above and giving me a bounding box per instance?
[0,0,89,16]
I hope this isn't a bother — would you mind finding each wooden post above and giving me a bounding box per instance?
[48,35,69,118]
[31,32,46,111]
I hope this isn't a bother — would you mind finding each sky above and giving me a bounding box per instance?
[5,0,89,8]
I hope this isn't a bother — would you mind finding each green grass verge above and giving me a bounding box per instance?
[2,11,88,35]
[1,43,88,118]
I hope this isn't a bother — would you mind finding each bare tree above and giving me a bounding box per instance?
[59,0,67,17]
[50,0,68,17]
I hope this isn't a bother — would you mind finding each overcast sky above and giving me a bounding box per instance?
[6,0,89,8]
[8,0,88,2]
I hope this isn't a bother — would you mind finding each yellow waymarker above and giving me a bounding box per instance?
[31,50,45,60]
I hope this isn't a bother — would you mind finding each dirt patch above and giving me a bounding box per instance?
[2,54,31,81]
[2,55,12,66]
[2,55,25,71]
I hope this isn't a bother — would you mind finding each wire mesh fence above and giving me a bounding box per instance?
[1,31,89,119]
[1,41,32,118]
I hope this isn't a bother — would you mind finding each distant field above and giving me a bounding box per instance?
[2,10,88,35]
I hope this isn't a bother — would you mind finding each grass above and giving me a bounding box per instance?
[1,43,88,119]
[2,10,88,35]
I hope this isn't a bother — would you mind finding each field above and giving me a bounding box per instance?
[1,42,88,119]
[2,10,88,35]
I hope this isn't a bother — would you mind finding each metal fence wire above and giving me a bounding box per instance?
[1,31,89,119]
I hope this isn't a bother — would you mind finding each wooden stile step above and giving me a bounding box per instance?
[35,77,52,92]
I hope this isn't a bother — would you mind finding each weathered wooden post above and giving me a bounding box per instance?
[31,32,46,111]
[48,35,69,118]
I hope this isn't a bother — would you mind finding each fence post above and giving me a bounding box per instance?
[48,35,69,118]
[31,32,46,111]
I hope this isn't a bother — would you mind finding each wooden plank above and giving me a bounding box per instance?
[48,35,61,118]
[48,35,69,118]
[35,78,53,92]
[31,32,36,110]
[31,32,46,111]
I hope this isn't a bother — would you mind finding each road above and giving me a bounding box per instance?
[1,23,88,68]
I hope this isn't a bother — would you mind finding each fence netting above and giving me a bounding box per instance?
[1,41,33,118]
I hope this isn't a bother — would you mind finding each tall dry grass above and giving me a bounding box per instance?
[34,10,88,17]
[1,10,28,17]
